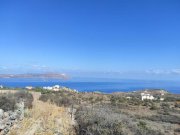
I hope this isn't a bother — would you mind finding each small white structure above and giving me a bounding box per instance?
[43,85,61,91]
[42,85,78,92]
[25,86,33,90]
[0,85,3,89]
[52,85,60,91]
[141,93,155,101]
[43,86,53,90]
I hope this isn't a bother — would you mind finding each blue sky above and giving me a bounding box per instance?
[0,0,180,80]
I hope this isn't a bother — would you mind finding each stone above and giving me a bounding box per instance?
[0,109,4,119]
[54,130,63,135]
[9,113,16,120]
[3,112,9,118]
[6,121,12,127]
[0,121,5,130]
[3,127,10,134]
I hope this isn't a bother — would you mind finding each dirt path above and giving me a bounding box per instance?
[9,92,76,135]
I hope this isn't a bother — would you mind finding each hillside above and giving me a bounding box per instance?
[0,89,180,135]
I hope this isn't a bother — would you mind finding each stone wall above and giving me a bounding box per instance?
[0,101,24,135]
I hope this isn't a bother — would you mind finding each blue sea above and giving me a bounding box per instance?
[0,80,180,94]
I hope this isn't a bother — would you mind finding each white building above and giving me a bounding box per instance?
[52,85,60,91]
[43,85,61,91]
[25,86,33,90]
[141,93,155,101]
[42,85,78,92]
[43,86,53,90]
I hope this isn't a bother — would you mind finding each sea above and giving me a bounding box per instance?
[0,80,180,94]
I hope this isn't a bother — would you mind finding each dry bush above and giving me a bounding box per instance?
[75,105,164,135]
[39,91,178,135]
[0,91,33,111]
[0,95,16,111]
[75,106,126,135]
[39,91,78,107]
[147,114,180,124]
[14,91,34,108]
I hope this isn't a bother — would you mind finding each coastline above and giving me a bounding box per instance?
[0,81,180,94]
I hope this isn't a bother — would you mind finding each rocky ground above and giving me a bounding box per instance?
[0,101,24,135]
[0,91,75,135]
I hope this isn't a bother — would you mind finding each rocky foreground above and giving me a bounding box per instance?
[10,92,75,135]
[0,91,75,135]
[0,101,24,135]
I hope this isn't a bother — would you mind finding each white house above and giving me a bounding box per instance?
[43,85,61,91]
[43,86,53,90]
[25,86,33,90]
[42,85,78,92]
[141,93,155,101]
[52,85,60,91]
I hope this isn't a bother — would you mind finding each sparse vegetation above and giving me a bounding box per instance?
[39,91,78,107]
[39,90,180,135]
[0,91,33,111]
[0,88,179,135]
[147,114,180,124]
[9,92,75,135]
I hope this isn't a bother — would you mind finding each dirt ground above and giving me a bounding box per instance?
[8,91,76,135]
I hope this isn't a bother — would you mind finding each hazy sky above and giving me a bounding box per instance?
[0,0,180,80]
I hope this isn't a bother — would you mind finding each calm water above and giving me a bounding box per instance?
[0,80,180,94]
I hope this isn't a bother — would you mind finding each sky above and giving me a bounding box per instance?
[0,0,180,80]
